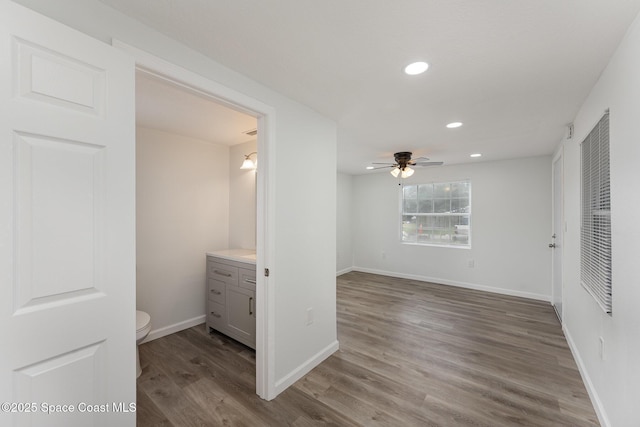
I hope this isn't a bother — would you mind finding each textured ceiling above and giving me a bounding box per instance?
[103,0,640,174]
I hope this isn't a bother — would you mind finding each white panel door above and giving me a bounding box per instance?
[0,2,136,426]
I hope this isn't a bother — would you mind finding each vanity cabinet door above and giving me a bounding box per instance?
[226,286,256,349]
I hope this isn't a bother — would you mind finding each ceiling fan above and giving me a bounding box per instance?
[371,152,443,178]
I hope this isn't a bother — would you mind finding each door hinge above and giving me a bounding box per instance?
[264,268,270,277]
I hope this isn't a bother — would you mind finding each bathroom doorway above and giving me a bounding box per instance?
[118,41,275,399]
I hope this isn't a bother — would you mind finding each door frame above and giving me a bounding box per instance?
[112,41,276,399]
[551,148,564,322]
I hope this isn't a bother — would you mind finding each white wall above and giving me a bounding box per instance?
[229,140,257,250]
[272,110,337,384]
[136,127,229,338]
[15,0,338,399]
[352,156,552,300]
[560,13,640,427]
[336,172,353,274]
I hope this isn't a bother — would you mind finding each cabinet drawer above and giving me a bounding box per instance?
[208,261,238,285]
[239,268,257,291]
[207,278,226,304]
[207,301,226,330]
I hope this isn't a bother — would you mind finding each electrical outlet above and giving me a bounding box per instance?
[599,336,605,360]
[306,307,314,326]
[467,259,475,268]
[381,251,386,260]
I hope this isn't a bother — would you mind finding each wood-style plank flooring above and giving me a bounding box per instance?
[137,271,599,426]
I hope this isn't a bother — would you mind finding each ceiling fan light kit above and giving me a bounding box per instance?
[370,151,443,179]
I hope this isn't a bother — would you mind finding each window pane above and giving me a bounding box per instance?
[402,215,417,242]
[434,182,450,198]
[451,181,470,198]
[417,184,434,213]
[418,184,434,199]
[451,198,469,213]
[403,185,417,200]
[434,198,450,213]
[403,199,417,213]
[403,185,417,213]
[418,199,433,213]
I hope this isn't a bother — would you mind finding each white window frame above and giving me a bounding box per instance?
[580,110,612,314]
[400,180,471,248]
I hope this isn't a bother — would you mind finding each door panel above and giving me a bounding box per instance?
[0,2,135,426]
[15,132,105,311]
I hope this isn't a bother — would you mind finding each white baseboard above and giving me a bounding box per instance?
[351,266,551,302]
[563,326,609,427]
[274,340,339,396]
[336,267,353,276]
[143,314,206,344]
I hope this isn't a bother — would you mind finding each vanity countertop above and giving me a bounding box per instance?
[206,249,256,265]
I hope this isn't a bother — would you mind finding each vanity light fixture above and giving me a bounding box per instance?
[446,122,463,128]
[240,152,257,169]
[470,153,482,158]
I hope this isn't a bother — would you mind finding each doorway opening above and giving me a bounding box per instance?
[116,40,276,399]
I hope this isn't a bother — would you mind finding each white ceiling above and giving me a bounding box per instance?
[136,72,257,146]
[107,0,640,174]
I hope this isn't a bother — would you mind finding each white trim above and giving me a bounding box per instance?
[111,40,277,400]
[352,267,551,302]
[143,315,205,343]
[336,267,353,276]
[563,326,610,427]
[273,340,339,396]
[551,148,564,323]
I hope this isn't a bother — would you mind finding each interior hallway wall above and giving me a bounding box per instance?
[559,11,640,426]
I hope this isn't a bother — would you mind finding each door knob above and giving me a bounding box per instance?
[549,243,556,248]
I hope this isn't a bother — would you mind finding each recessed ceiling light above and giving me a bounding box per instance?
[470,153,482,158]
[404,61,429,75]
[365,166,374,170]
[446,122,463,128]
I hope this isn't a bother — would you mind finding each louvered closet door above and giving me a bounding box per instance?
[0,2,136,426]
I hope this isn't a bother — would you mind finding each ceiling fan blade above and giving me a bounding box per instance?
[414,161,444,167]
[371,162,396,165]
[410,156,430,162]
[370,165,395,170]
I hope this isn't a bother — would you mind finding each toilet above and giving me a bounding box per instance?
[135,310,151,378]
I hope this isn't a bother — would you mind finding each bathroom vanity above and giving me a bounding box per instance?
[205,249,256,349]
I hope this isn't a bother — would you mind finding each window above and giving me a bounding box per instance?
[401,180,471,247]
[581,111,612,314]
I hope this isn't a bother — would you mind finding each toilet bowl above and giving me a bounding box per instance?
[136,310,151,378]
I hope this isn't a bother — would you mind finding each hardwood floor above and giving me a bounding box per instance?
[137,271,599,426]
